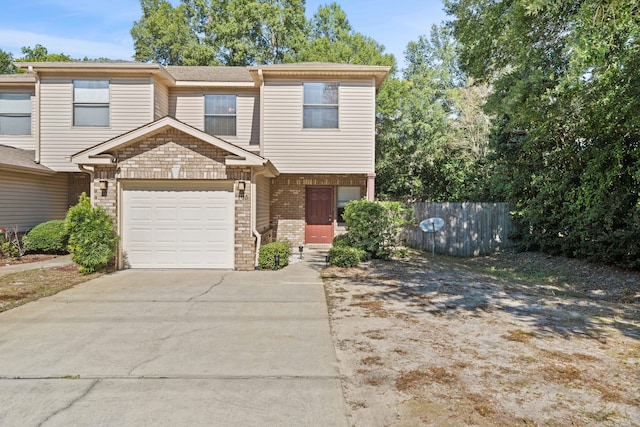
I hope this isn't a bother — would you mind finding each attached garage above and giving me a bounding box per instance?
[72,117,279,270]
[122,181,234,269]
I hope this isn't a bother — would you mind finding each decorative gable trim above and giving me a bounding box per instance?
[71,116,278,175]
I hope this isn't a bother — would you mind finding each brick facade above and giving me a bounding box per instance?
[67,172,90,207]
[91,128,256,271]
[270,174,367,246]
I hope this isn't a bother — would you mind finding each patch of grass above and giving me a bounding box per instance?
[584,406,619,422]
[502,329,535,343]
[467,393,496,417]
[350,300,390,318]
[363,329,386,340]
[0,265,101,313]
[396,367,458,392]
[541,363,582,384]
[361,356,383,366]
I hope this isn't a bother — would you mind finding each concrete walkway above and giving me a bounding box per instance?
[0,254,74,278]
[0,253,347,426]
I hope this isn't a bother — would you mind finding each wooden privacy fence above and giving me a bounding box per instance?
[401,202,514,257]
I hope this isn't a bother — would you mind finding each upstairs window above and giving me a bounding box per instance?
[303,83,338,129]
[205,95,236,136]
[73,80,109,127]
[0,93,31,135]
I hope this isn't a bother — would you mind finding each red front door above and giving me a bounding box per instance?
[305,186,334,244]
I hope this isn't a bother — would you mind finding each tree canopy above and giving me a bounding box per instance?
[0,45,74,74]
[375,24,490,202]
[131,0,308,65]
[446,0,640,268]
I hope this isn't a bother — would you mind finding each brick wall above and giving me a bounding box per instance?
[67,172,90,207]
[270,174,367,245]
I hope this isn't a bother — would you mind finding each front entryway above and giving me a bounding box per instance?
[121,181,234,269]
[305,186,334,244]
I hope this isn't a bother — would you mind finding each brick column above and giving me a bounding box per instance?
[366,173,376,201]
[234,179,256,271]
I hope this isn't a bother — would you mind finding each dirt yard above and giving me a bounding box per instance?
[323,251,640,426]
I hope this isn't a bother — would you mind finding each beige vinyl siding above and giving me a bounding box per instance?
[262,78,375,174]
[0,170,68,231]
[255,174,270,232]
[39,76,154,172]
[169,88,259,149]
[153,78,169,119]
[0,86,37,151]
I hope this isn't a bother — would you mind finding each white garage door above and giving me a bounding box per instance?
[122,181,234,269]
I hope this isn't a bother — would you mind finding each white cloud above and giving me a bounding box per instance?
[0,29,134,60]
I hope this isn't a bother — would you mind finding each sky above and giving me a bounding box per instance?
[0,0,449,70]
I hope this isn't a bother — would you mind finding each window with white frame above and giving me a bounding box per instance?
[204,95,236,136]
[337,186,361,225]
[303,82,338,129]
[73,80,109,127]
[0,93,31,135]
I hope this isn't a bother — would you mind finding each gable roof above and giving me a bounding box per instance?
[71,116,278,175]
[0,145,55,174]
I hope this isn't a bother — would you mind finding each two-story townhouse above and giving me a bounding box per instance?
[0,62,389,270]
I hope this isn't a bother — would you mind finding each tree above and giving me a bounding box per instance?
[19,44,72,62]
[131,0,307,65]
[0,49,18,74]
[376,24,490,202]
[131,0,196,65]
[298,3,395,67]
[446,0,640,268]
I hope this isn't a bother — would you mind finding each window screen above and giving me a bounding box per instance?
[205,95,237,136]
[0,93,31,135]
[73,80,109,127]
[303,83,338,129]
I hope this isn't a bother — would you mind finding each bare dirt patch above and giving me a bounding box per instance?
[323,250,640,426]
[1,254,59,266]
[0,265,101,313]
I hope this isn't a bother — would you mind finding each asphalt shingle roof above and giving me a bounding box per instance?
[165,66,253,82]
[0,145,54,173]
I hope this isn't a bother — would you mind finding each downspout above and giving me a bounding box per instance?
[252,168,269,267]
[252,68,266,267]
[32,67,41,164]
[258,68,264,157]
[77,164,94,201]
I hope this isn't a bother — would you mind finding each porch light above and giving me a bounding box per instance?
[99,180,108,191]
[238,181,246,192]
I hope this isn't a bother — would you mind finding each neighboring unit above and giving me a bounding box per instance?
[0,62,389,270]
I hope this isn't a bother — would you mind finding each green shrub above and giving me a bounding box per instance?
[258,241,290,270]
[343,199,412,259]
[66,193,119,273]
[332,233,352,247]
[23,220,69,254]
[328,246,366,268]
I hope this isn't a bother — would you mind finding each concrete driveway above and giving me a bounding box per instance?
[0,254,347,426]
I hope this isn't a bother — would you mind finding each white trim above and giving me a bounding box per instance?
[71,116,273,169]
